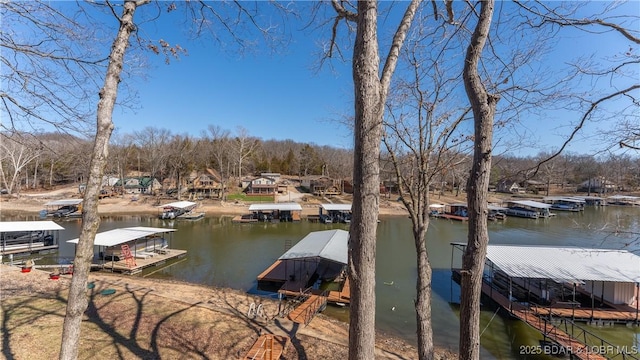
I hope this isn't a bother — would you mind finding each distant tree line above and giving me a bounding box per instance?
[1,127,638,195]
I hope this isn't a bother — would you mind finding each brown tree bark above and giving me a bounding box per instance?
[348,2,382,359]
[459,1,498,359]
[59,1,147,358]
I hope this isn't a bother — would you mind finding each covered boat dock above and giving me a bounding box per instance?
[67,226,185,275]
[158,201,204,220]
[504,200,554,218]
[243,203,302,222]
[0,221,64,257]
[43,199,83,218]
[257,229,350,305]
[451,243,640,359]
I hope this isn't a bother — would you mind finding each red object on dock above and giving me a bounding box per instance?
[49,273,60,280]
[21,267,32,273]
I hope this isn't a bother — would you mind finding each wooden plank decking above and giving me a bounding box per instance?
[100,249,187,274]
[454,270,618,360]
[244,334,288,360]
[327,277,350,304]
[288,294,326,324]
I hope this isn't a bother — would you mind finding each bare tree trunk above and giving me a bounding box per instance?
[348,2,382,359]
[59,2,144,358]
[413,224,434,360]
[459,1,497,360]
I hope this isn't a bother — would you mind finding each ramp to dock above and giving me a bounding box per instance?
[244,334,288,360]
[288,294,326,325]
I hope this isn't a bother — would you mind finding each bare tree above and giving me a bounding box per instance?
[381,16,474,356]
[0,134,42,194]
[231,126,259,180]
[202,125,233,200]
[59,1,147,357]
[329,1,421,358]
[459,1,497,359]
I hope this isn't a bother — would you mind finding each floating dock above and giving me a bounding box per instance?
[98,248,187,275]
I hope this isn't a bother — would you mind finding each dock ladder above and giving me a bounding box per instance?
[120,244,137,268]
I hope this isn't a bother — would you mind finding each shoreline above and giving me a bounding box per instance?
[0,191,419,217]
[0,264,456,359]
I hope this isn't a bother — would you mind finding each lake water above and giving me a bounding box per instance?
[3,205,639,359]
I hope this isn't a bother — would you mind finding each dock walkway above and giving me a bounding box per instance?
[288,294,327,325]
[455,270,620,360]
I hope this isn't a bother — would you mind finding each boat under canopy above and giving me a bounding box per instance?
[247,203,302,222]
[1,221,64,256]
[158,201,199,219]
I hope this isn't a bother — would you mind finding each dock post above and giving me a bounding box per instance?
[636,283,640,325]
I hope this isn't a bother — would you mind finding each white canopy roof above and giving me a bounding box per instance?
[321,204,352,211]
[429,204,446,209]
[249,203,302,211]
[279,229,348,265]
[507,200,552,209]
[67,226,175,247]
[543,196,585,203]
[44,199,83,206]
[486,244,640,283]
[488,205,508,211]
[0,221,65,232]
[159,201,196,209]
[608,195,640,200]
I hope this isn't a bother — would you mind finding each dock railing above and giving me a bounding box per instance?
[524,302,639,360]
[279,287,313,318]
[300,290,328,326]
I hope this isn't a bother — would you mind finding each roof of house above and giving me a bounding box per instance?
[0,221,65,232]
[278,229,348,264]
[485,244,640,283]
[67,226,175,247]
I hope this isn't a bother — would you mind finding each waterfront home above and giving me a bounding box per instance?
[186,169,224,199]
[0,221,64,257]
[504,200,553,218]
[245,175,278,198]
[115,177,161,194]
[300,175,341,196]
[496,179,524,194]
[577,178,618,193]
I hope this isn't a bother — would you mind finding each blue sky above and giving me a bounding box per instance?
[96,2,639,156]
